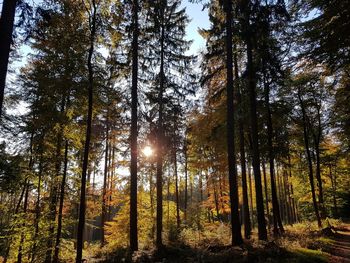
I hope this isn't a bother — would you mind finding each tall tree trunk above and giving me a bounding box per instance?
[263,79,284,235]
[45,96,66,263]
[17,183,29,263]
[184,141,188,221]
[31,148,43,263]
[174,148,180,228]
[312,99,325,217]
[262,161,270,228]
[234,48,251,239]
[297,88,322,228]
[313,112,325,218]
[76,1,97,261]
[248,162,255,228]
[0,0,17,117]
[329,165,338,217]
[53,141,69,263]
[101,111,109,246]
[283,169,293,225]
[150,164,155,239]
[17,132,35,263]
[287,151,297,223]
[244,6,268,239]
[224,0,243,246]
[205,171,211,223]
[156,2,165,248]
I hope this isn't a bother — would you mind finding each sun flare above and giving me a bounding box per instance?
[142,145,153,157]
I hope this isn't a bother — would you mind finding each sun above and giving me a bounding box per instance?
[142,145,153,157]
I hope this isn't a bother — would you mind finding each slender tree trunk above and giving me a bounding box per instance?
[262,161,270,228]
[330,165,338,217]
[174,148,180,228]
[156,3,165,248]
[245,13,268,240]
[297,89,322,228]
[248,162,255,228]
[224,0,243,245]
[199,170,203,203]
[101,112,109,246]
[234,48,251,238]
[167,174,170,229]
[53,141,69,263]
[313,133,325,218]
[150,164,155,239]
[312,100,325,218]
[17,132,35,263]
[76,2,97,261]
[263,79,284,235]
[287,152,297,223]
[184,141,188,221]
[0,0,17,117]
[46,92,68,262]
[31,149,43,263]
[17,183,29,263]
[205,171,211,223]
[212,176,220,221]
[283,169,293,225]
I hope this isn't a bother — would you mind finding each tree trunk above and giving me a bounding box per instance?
[245,10,268,239]
[101,111,109,246]
[156,2,165,248]
[263,79,284,235]
[297,88,322,228]
[224,0,243,246]
[31,148,43,263]
[76,1,97,261]
[174,148,180,228]
[0,0,17,117]
[330,165,338,217]
[248,162,255,228]
[311,99,325,218]
[262,161,270,228]
[17,183,29,263]
[53,141,69,263]
[184,141,188,221]
[234,47,251,239]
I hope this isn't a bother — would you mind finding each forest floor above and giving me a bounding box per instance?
[86,221,350,263]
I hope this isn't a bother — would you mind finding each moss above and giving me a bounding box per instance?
[290,248,329,263]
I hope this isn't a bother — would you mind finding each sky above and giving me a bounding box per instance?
[181,0,210,54]
[0,0,210,55]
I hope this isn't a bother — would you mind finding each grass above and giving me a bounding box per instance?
[83,220,345,262]
[289,248,329,263]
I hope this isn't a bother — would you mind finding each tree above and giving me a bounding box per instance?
[130,0,139,252]
[76,0,97,261]
[240,0,268,240]
[223,0,243,246]
[0,0,17,118]
[143,0,195,248]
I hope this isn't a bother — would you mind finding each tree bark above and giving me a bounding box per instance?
[248,162,255,228]
[234,47,251,238]
[244,4,268,239]
[53,141,69,263]
[76,1,97,261]
[263,79,284,235]
[224,0,243,245]
[101,111,109,246]
[184,140,188,221]
[156,1,165,248]
[174,147,180,228]
[297,88,322,228]
[0,0,17,117]
[262,161,270,228]
[130,0,139,243]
